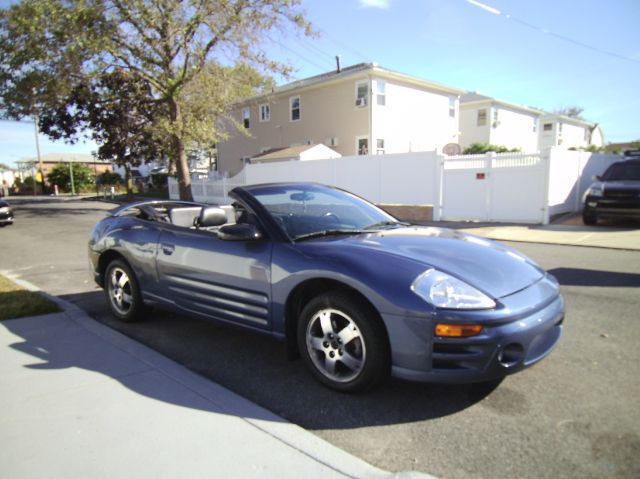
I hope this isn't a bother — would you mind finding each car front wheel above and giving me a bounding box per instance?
[104,259,143,322]
[297,291,390,392]
[582,208,598,226]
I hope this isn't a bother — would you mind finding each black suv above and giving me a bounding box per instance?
[583,151,640,225]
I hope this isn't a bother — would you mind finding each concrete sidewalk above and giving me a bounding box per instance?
[0,292,428,479]
[422,214,640,251]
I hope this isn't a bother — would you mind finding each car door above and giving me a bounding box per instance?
[155,224,273,330]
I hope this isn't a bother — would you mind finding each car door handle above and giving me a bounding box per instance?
[161,243,175,255]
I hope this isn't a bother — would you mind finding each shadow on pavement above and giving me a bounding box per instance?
[50,290,501,429]
[549,267,640,287]
[2,313,282,424]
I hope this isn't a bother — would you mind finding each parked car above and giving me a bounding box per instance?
[0,199,14,226]
[583,155,640,225]
[89,183,564,392]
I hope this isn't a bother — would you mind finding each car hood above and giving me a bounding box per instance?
[319,226,545,299]
[599,180,640,191]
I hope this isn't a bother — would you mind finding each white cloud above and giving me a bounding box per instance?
[359,0,391,9]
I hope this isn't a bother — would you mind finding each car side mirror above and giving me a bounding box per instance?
[592,175,601,181]
[217,223,262,241]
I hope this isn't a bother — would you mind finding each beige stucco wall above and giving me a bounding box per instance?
[217,78,370,176]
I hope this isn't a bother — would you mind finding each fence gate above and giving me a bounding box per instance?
[440,152,548,224]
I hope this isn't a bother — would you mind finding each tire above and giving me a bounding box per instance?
[297,291,390,393]
[104,259,144,322]
[582,208,597,226]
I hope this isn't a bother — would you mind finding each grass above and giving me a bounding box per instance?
[0,275,61,321]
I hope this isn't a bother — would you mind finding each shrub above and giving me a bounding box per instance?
[46,163,96,193]
[97,171,123,185]
[463,143,521,155]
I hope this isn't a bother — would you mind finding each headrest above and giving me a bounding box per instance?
[168,206,202,227]
[197,206,228,227]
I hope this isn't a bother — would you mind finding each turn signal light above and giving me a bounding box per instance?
[435,323,483,338]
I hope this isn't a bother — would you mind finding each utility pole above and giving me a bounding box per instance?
[32,107,45,194]
[68,162,76,195]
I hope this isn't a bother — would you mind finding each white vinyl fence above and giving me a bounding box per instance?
[169,148,622,224]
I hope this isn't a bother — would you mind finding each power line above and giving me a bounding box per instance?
[464,0,640,64]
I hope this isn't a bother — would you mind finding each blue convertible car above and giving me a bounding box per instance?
[89,182,564,392]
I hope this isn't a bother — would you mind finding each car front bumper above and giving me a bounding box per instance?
[385,275,564,384]
[0,213,14,224]
[584,195,640,219]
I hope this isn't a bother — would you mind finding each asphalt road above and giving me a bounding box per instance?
[2,196,639,479]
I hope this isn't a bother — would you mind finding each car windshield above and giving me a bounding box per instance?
[248,184,403,240]
[602,162,640,181]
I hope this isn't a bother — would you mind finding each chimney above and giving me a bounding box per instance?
[335,55,341,73]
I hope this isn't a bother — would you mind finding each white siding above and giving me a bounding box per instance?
[459,105,491,149]
[490,106,539,152]
[371,79,459,153]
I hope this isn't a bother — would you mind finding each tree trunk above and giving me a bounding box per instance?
[124,162,133,199]
[169,99,193,201]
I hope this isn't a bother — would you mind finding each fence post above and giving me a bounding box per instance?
[541,148,551,225]
[435,151,444,221]
[486,152,495,221]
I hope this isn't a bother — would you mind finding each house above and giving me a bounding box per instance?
[459,92,544,153]
[15,153,112,180]
[250,144,341,164]
[539,114,604,150]
[217,63,464,176]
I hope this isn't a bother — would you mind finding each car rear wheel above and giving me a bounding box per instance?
[104,259,143,322]
[297,291,390,392]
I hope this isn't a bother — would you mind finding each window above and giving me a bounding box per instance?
[357,137,369,155]
[533,118,538,133]
[477,109,487,126]
[558,122,563,136]
[584,128,589,141]
[376,139,385,154]
[290,96,300,121]
[355,81,368,107]
[259,104,270,122]
[543,123,553,131]
[242,108,250,129]
[376,81,386,106]
[492,109,499,126]
[449,97,456,118]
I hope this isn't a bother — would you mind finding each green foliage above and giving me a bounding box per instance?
[0,0,313,200]
[46,163,95,192]
[553,106,585,120]
[0,162,10,171]
[97,171,123,185]
[463,143,521,155]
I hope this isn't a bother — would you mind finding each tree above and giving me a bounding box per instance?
[1,1,312,200]
[39,69,170,196]
[46,163,95,193]
[553,106,585,120]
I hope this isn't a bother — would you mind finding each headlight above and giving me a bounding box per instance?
[411,269,496,310]
[584,184,604,199]
[0,207,8,213]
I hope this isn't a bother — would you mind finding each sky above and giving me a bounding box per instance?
[1,0,639,168]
